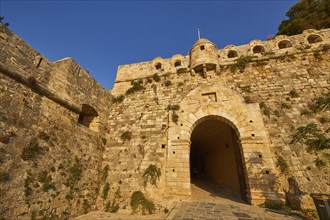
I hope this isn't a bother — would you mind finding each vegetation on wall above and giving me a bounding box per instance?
[277,0,330,36]
[113,95,125,104]
[291,123,330,152]
[21,138,43,161]
[309,91,330,112]
[37,171,56,192]
[289,89,299,98]
[120,131,132,141]
[102,182,110,200]
[126,81,144,95]
[230,56,252,73]
[130,191,156,214]
[164,80,172,87]
[314,158,326,168]
[65,156,82,192]
[0,16,10,26]
[101,165,110,182]
[276,156,290,175]
[167,104,180,124]
[105,188,121,213]
[0,170,9,182]
[240,85,252,93]
[152,73,160,82]
[259,102,271,117]
[143,164,161,188]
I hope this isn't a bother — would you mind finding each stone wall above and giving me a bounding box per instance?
[1,20,329,218]
[0,23,112,219]
[105,28,330,211]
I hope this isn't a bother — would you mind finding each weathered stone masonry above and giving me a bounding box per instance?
[0,21,329,219]
[0,23,112,219]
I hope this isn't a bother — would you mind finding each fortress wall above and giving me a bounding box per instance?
[0,23,111,219]
[112,29,330,96]
[104,29,329,210]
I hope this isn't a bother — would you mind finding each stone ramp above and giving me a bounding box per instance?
[75,201,305,220]
[166,201,305,220]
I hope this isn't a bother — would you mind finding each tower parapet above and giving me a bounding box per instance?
[189,38,219,77]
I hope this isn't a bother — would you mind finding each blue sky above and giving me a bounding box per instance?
[1,0,298,90]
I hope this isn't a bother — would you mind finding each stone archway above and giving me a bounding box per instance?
[190,116,247,202]
[165,85,281,205]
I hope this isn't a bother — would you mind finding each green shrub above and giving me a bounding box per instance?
[37,171,55,192]
[143,164,161,188]
[101,165,110,182]
[314,158,326,168]
[319,117,329,124]
[0,170,9,182]
[107,201,119,213]
[167,104,180,111]
[66,190,73,200]
[259,102,271,117]
[313,51,322,61]
[113,95,125,103]
[230,55,252,73]
[289,89,299,98]
[66,157,82,189]
[172,112,179,124]
[83,199,90,214]
[241,85,252,93]
[244,96,254,104]
[126,82,144,95]
[276,156,289,175]
[152,73,160,82]
[102,182,110,200]
[323,44,330,51]
[105,201,111,212]
[281,102,291,109]
[164,80,172,87]
[291,123,330,152]
[21,138,42,161]
[310,92,330,112]
[130,191,156,214]
[120,131,132,141]
[261,200,288,211]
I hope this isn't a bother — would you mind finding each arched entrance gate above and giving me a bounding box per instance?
[165,85,280,205]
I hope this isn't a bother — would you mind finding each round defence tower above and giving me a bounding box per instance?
[189,38,219,76]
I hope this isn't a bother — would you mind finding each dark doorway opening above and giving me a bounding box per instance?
[190,118,247,202]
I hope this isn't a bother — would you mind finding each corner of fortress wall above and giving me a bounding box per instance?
[0,22,113,218]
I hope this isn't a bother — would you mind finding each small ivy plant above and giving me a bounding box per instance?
[126,81,144,95]
[143,164,161,188]
[102,182,110,200]
[167,104,180,124]
[291,123,330,152]
[130,191,156,214]
[120,131,132,141]
[101,165,110,182]
[276,156,289,175]
[230,55,252,73]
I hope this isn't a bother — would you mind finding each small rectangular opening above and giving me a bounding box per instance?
[161,144,166,149]
[200,45,205,50]
[202,92,217,102]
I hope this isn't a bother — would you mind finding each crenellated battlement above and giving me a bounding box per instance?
[113,28,330,94]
